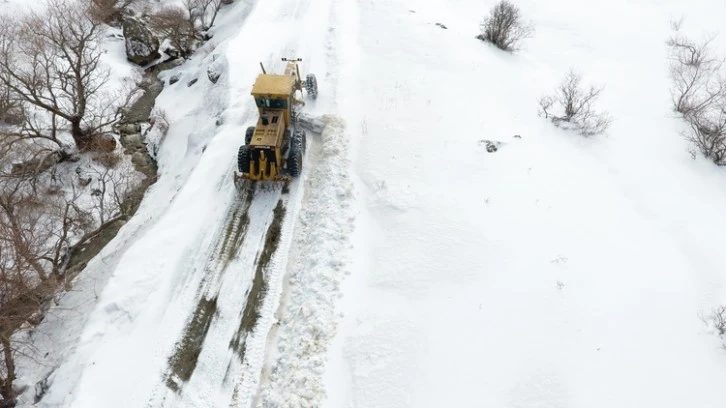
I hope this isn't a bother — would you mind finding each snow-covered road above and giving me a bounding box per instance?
[21,0,353,406]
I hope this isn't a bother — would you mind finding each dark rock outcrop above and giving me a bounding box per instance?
[122,17,160,66]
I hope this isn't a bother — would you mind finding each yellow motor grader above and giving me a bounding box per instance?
[234,58,318,187]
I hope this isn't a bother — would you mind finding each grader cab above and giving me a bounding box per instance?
[234,58,318,186]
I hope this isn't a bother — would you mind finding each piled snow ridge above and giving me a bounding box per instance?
[254,114,355,407]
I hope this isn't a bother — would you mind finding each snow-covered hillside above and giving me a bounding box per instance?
[10,0,726,406]
[322,0,726,407]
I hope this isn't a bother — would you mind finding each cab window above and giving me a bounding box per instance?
[256,97,288,109]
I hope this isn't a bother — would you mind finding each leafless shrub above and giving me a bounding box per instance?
[538,69,612,136]
[88,165,131,224]
[184,0,224,31]
[149,6,198,58]
[666,20,726,165]
[89,0,136,26]
[477,0,534,52]
[148,107,169,138]
[0,0,126,151]
[699,305,726,336]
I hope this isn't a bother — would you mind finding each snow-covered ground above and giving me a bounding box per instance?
[10,0,726,406]
[323,0,726,407]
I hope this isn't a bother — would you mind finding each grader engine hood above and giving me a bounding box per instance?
[249,113,284,147]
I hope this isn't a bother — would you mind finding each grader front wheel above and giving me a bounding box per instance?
[305,74,318,99]
[287,131,305,177]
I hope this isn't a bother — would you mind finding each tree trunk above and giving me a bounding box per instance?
[71,117,91,151]
[0,337,16,405]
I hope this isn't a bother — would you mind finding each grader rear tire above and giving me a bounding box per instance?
[237,145,250,173]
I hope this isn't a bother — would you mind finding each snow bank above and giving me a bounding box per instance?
[252,114,355,407]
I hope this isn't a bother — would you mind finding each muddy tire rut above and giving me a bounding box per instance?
[162,181,290,394]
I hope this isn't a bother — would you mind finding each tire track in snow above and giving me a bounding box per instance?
[229,196,285,362]
[163,185,254,393]
[147,180,285,408]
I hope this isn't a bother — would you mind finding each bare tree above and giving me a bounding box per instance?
[538,69,612,136]
[665,20,726,164]
[477,0,534,52]
[184,0,224,31]
[0,167,93,404]
[149,6,198,58]
[0,0,121,151]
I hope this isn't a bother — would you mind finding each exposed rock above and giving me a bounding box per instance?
[188,78,199,87]
[207,65,221,83]
[122,17,160,66]
[132,151,152,169]
[206,53,226,84]
[478,139,502,153]
[118,122,141,135]
[162,46,180,59]
[169,74,180,85]
[124,133,143,146]
[77,175,92,187]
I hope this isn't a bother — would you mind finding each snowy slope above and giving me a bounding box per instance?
[319,0,726,407]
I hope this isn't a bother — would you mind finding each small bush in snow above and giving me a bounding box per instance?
[666,19,726,165]
[148,107,170,138]
[477,0,533,52]
[699,305,726,339]
[538,69,612,136]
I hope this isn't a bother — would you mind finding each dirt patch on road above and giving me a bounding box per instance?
[166,295,219,392]
[217,189,253,265]
[229,199,285,362]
